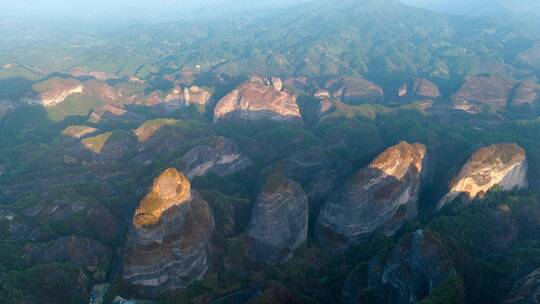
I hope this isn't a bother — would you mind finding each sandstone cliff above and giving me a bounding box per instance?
[317,141,426,248]
[122,168,215,291]
[22,78,84,107]
[213,77,301,122]
[165,85,212,107]
[452,75,515,112]
[398,78,441,102]
[246,173,309,263]
[511,81,540,107]
[437,143,527,210]
[179,137,252,179]
[505,268,540,304]
[368,229,458,304]
[325,76,384,105]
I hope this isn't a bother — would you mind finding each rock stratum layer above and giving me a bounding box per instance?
[438,143,527,209]
[246,173,308,263]
[179,137,252,179]
[317,141,426,248]
[368,229,457,304]
[122,168,215,291]
[213,77,301,122]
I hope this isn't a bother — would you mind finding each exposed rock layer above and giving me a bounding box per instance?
[246,174,308,263]
[438,143,527,209]
[368,230,457,304]
[213,77,301,122]
[122,168,215,291]
[452,75,515,112]
[317,141,426,247]
[325,76,384,105]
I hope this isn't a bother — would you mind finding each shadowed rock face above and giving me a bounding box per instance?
[122,168,215,291]
[452,75,516,112]
[179,137,252,179]
[165,85,212,107]
[437,143,527,210]
[325,76,384,105]
[317,141,427,248]
[368,230,457,304]
[246,174,309,263]
[398,78,441,102]
[213,77,301,122]
[505,268,540,304]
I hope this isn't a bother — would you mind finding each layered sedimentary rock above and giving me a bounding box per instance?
[325,76,384,104]
[511,81,540,106]
[25,236,113,272]
[317,141,426,247]
[368,229,457,304]
[246,173,309,263]
[505,268,540,304]
[179,137,252,179]
[452,75,515,112]
[437,143,527,209]
[398,78,441,102]
[22,78,84,107]
[122,168,215,291]
[165,85,212,106]
[213,77,301,122]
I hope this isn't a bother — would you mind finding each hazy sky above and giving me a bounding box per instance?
[1,0,309,23]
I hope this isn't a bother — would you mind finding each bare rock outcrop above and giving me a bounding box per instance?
[325,76,384,105]
[246,173,309,263]
[398,78,441,102]
[165,85,212,107]
[452,75,515,112]
[22,78,84,107]
[368,230,458,304]
[213,77,301,122]
[179,137,252,179]
[511,81,540,107]
[437,143,527,210]
[317,142,427,248]
[122,168,215,292]
[505,268,540,304]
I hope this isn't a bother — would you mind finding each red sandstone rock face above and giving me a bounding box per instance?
[213,77,301,122]
[452,75,516,112]
[398,78,441,102]
[511,81,540,106]
[122,168,215,292]
[325,76,384,105]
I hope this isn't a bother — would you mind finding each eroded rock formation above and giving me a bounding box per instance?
[325,76,384,105]
[368,229,458,304]
[213,77,301,122]
[122,168,215,291]
[22,78,84,107]
[246,173,308,263]
[179,136,252,179]
[398,78,441,102]
[437,143,527,209]
[317,141,426,248]
[452,75,515,112]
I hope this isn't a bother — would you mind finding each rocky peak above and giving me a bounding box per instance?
[246,173,309,263]
[122,168,215,292]
[317,141,426,248]
[368,229,458,304]
[452,75,516,112]
[398,78,441,102]
[438,143,527,209]
[325,76,384,105]
[213,77,301,122]
[133,168,191,228]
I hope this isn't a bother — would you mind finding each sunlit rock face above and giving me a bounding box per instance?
[165,85,212,106]
[511,81,540,107]
[317,141,427,248]
[325,76,384,105]
[21,78,84,107]
[437,143,527,210]
[246,173,309,263]
[368,230,457,304]
[122,168,215,292]
[505,268,540,304]
[213,77,301,122]
[398,78,441,102]
[452,75,515,112]
[179,136,252,179]
[62,125,100,139]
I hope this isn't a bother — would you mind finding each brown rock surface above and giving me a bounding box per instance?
[452,75,516,112]
[325,76,384,104]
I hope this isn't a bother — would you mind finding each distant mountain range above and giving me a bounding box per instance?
[402,0,540,17]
